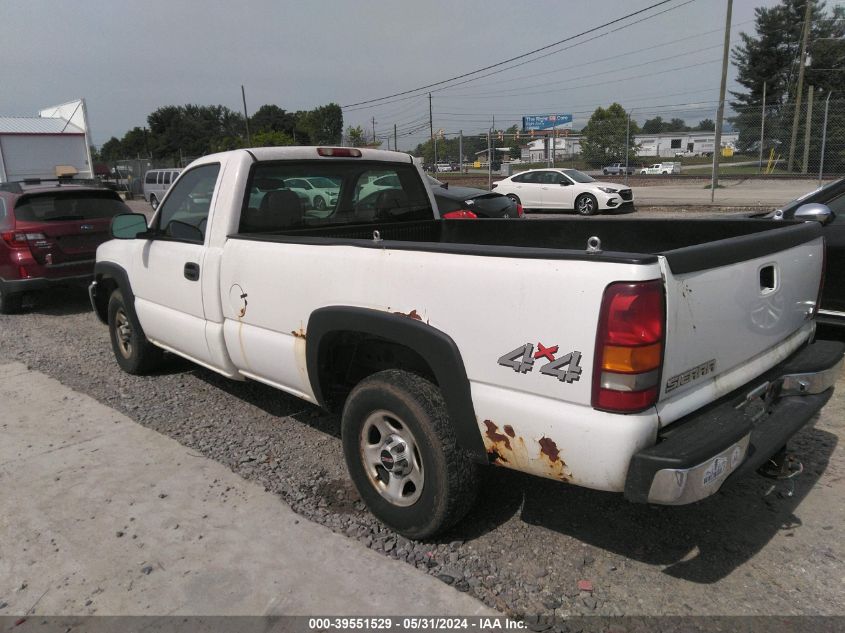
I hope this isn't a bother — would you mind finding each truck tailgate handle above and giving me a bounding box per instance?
[184,262,200,281]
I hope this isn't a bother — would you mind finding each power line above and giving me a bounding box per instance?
[429,18,753,98]
[342,0,684,108]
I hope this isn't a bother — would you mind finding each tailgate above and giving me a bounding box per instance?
[656,222,824,425]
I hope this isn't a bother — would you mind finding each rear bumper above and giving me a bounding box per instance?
[0,273,94,295]
[624,339,844,505]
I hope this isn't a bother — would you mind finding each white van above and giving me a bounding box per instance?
[143,168,182,210]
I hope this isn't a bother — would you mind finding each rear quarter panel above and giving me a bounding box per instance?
[220,239,664,490]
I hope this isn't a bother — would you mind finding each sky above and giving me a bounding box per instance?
[0,0,785,149]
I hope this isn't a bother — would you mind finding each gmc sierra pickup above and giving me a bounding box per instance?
[90,147,843,538]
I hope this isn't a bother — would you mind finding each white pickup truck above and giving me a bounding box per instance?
[90,147,843,538]
[640,162,681,175]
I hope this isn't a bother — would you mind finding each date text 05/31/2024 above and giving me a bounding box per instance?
[307,617,526,630]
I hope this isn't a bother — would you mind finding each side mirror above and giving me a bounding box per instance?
[111,213,148,239]
[794,203,833,225]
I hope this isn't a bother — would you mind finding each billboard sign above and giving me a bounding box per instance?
[522,114,573,132]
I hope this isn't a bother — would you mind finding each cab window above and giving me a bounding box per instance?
[155,163,220,242]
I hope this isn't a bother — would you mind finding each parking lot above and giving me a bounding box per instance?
[1,197,843,619]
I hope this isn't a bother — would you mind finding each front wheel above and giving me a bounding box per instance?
[313,195,326,210]
[341,370,479,539]
[576,193,598,216]
[108,289,164,374]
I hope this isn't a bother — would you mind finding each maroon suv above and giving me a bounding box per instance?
[0,182,131,313]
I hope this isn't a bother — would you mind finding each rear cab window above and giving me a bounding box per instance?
[239,161,431,233]
[13,190,128,221]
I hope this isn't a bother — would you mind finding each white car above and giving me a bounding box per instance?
[284,177,338,211]
[492,168,633,215]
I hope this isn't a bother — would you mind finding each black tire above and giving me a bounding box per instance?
[0,288,23,314]
[313,195,326,211]
[107,289,163,375]
[575,193,598,216]
[603,169,609,175]
[149,195,159,211]
[341,369,479,539]
[506,193,521,207]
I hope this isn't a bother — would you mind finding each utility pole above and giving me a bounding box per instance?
[758,81,767,174]
[459,130,463,173]
[394,124,397,152]
[372,117,377,145]
[710,0,733,202]
[802,85,814,173]
[428,92,434,146]
[819,91,831,186]
[241,85,251,146]
[788,0,814,172]
[487,128,492,191]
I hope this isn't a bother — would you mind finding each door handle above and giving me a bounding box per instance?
[184,262,200,281]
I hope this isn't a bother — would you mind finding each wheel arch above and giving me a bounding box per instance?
[92,262,141,329]
[306,306,487,462]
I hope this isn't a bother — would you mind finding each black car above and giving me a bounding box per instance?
[427,176,523,219]
[752,178,845,325]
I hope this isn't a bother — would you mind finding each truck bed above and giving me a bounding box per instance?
[234,217,821,274]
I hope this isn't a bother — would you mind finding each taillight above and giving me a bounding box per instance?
[1,231,46,249]
[317,147,362,157]
[442,210,478,219]
[592,280,665,413]
[516,203,524,218]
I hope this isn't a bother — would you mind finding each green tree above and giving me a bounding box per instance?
[99,137,123,163]
[729,0,845,166]
[694,119,715,131]
[580,103,639,166]
[345,125,368,147]
[642,116,664,134]
[250,105,296,135]
[252,130,295,147]
[664,118,689,133]
[299,103,343,145]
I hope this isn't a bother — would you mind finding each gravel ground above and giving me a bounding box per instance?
[2,212,844,620]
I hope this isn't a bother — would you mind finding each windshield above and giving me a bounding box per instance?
[240,161,432,233]
[562,169,595,184]
[14,190,128,222]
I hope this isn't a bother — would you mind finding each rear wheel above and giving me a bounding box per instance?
[108,289,163,374]
[341,369,479,539]
[576,193,598,216]
[506,193,521,206]
[149,195,159,210]
[0,288,23,314]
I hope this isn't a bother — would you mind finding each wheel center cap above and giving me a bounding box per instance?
[380,434,411,476]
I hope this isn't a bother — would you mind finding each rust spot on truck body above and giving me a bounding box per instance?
[393,309,423,321]
[539,436,560,462]
[483,420,511,451]
[291,327,306,339]
[480,420,571,482]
